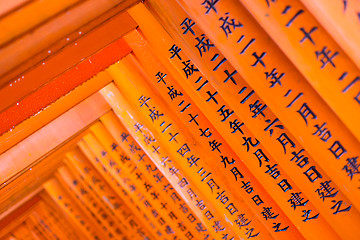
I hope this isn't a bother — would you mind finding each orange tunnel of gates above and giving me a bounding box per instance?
[0,0,359,239]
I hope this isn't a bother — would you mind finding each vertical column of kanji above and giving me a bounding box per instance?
[172,0,360,217]
[299,0,360,70]
[43,178,103,240]
[100,111,221,240]
[90,121,206,240]
[64,151,154,240]
[55,165,130,240]
[80,133,172,239]
[127,2,352,238]
[76,140,167,240]
[239,0,360,144]
[100,83,253,240]
[123,24,339,239]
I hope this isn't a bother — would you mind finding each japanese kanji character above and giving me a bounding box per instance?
[149,107,164,122]
[169,44,182,60]
[111,143,118,151]
[264,118,284,137]
[290,149,309,168]
[297,103,317,125]
[251,52,266,68]
[277,133,296,154]
[129,141,141,153]
[343,156,360,180]
[189,113,199,126]
[205,90,219,104]
[161,156,171,167]
[187,188,198,200]
[313,122,332,142]
[207,178,220,193]
[226,203,238,215]
[315,46,339,69]
[252,195,264,206]
[265,164,281,179]
[204,211,214,220]
[219,12,243,38]
[241,181,254,194]
[169,166,179,177]
[278,179,292,192]
[165,225,175,234]
[315,180,339,201]
[249,100,267,118]
[155,72,167,85]
[178,222,187,231]
[253,148,270,167]
[199,128,212,138]
[220,155,235,168]
[178,178,189,188]
[213,221,226,232]
[151,191,159,200]
[216,191,229,204]
[134,123,143,133]
[329,141,347,159]
[261,207,279,220]
[229,166,243,180]
[202,0,219,14]
[242,137,260,152]
[153,173,163,183]
[288,192,308,209]
[179,204,189,214]
[196,223,207,232]
[229,119,244,134]
[185,231,194,240]
[234,214,251,228]
[167,86,183,100]
[195,34,215,57]
[299,27,318,45]
[303,166,322,183]
[120,154,130,163]
[223,70,238,85]
[265,68,284,87]
[169,132,179,142]
[218,105,234,122]
[138,95,151,108]
[196,200,206,211]
[239,86,255,104]
[178,143,190,157]
[195,76,209,91]
[152,145,160,154]
[182,60,199,78]
[187,155,200,167]
[181,18,196,35]
[209,139,222,152]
